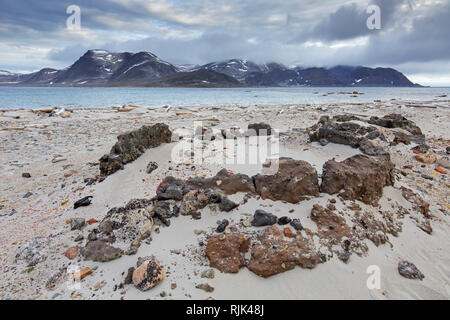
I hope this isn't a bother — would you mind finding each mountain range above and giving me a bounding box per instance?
[0,49,420,87]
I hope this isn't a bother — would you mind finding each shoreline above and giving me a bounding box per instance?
[0,100,449,300]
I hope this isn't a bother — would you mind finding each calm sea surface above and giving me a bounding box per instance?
[0,86,449,110]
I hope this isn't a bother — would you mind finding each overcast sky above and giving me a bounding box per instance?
[0,0,449,85]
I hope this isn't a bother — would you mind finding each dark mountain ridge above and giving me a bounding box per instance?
[0,50,421,87]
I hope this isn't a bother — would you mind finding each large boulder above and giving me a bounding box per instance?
[309,116,387,156]
[254,158,319,204]
[100,124,172,176]
[247,226,320,277]
[368,114,422,135]
[321,154,395,205]
[205,233,251,273]
[187,169,256,195]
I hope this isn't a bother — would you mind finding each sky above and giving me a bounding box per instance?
[0,0,449,86]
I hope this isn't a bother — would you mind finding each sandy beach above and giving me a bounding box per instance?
[0,99,449,300]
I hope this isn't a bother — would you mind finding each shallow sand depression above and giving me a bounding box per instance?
[0,99,449,300]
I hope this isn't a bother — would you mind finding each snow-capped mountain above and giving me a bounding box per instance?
[0,50,419,87]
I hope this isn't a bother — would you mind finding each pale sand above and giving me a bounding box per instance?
[0,99,449,300]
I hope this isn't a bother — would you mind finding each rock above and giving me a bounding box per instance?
[201,269,215,279]
[309,116,387,155]
[64,247,79,260]
[284,227,294,238]
[321,154,395,205]
[447,146,450,154]
[45,268,67,291]
[22,172,31,178]
[74,234,84,242]
[23,192,33,199]
[74,196,93,209]
[414,152,437,164]
[99,124,172,176]
[186,169,255,195]
[218,196,239,212]
[15,236,49,267]
[290,219,303,231]
[248,123,272,136]
[70,218,86,231]
[247,226,320,277]
[398,261,424,280]
[400,187,430,217]
[216,220,229,233]
[88,218,98,225]
[251,210,278,227]
[132,258,164,291]
[205,233,250,273]
[368,114,422,135]
[156,176,186,200]
[74,267,92,281]
[254,158,319,204]
[196,283,214,292]
[124,267,135,285]
[310,204,351,242]
[319,138,329,146]
[146,161,158,174]
[277,216,292,225]
[82,240,123,262]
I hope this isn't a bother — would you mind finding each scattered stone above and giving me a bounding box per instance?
[415,152,437,164]
[251,210,277,227]
[23,192,33,199]
[64,247,79,260]
[146,161,159,174]
[70,218,86,231]
[82,240,123,262]
[196,283,214,292]
[216,220,230,233]
[254,157,319,204]
[218,196,239,212]
[398,261,425,280]
[132,258,164,291]
[88,218,98,225]
[284,227,294,238]
[321,154,394,205]
[124,267,135,285]
[74,267,92,281]
[22,172,31,178]
[277,216,292,225]
[400,187,430,217]
[319,138,329,146]
[74,196,93,209]
[201,269,215,279]
[15,236,49,267]
[290,219,303,231]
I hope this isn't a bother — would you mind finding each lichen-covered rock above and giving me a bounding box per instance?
[82,240,123,262]
[205,233,250,273]
[368,114,422,135]
[100,124,172,176]
[308,116,387,155]
[247,226,319,277]
[132,258,164,291]
[254,157,319,204]
[321,154,395,205]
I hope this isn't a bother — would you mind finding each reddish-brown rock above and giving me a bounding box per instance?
[400,187,430,217]
[321,154,394,205]
[247,226,320,278]
[187,169,255,195]
[205,233,250,273]
[310,204,351,242]
[254,158,319,204]
[65,247,79,260]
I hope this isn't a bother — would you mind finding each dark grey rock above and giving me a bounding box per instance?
[251,210,277,227]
